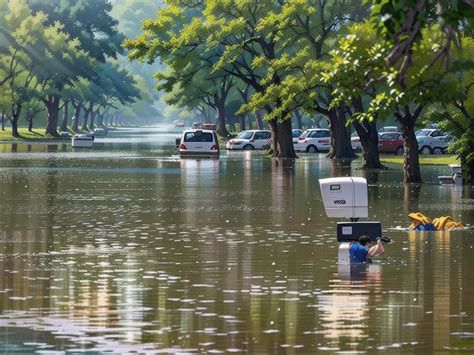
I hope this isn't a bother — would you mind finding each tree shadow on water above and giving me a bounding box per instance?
[329,159,352,178]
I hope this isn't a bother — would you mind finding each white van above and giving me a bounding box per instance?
[179,129,219,157]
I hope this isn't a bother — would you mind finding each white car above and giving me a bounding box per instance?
[351,133,361,151]
[416,128,453,155]
[293,128,331,153]
[292,129,303,143]
[179,129,219,156]
[226,130,271,150]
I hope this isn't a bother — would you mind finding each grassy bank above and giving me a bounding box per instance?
[0,128,53,141]
[0,127,90,141]
[380,155,459,165]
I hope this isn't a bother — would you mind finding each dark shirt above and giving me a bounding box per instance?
[350,243,369,263]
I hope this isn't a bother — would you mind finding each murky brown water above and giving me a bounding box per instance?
[0,126,473,353]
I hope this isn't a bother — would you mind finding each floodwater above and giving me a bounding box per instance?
[0,126,473,353]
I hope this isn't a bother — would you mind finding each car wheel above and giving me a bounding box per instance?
[306,145,318,153]
[420,146,432,155]
[433,147,443,155]
[243,144,254,150]
[395,146,404,155]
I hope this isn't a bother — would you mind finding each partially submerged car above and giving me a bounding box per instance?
[226,130,271,150]
[293,128,330,153]
[179,129,219,157]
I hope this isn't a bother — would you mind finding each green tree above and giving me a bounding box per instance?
[25,0,122,135]
[328,22,473,183]
[125,1,300,157]
[237,0,368,159]
[27,0,123,62]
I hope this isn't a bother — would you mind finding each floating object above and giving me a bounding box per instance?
[72,134,94,148]
[438,164,462,185]
[432,216,465,230]
[408,212,464,231]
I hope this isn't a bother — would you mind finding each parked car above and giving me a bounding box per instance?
[92,127,107,136]
[378,132,404,155]
[292,129,303,143]
[226,130,271,150]
[192,122,202,129]
[60,131,72,138]
[174,122,185,128]
[378,126,400,135]
[351,132,361,151]
[293,128,330,153]
[179,129,219,156]
[416,128,452,155]
[72,134,94,148]
[202,123,217,130]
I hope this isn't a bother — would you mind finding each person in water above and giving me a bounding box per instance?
[350,235,385,263]
[408,213,437,231]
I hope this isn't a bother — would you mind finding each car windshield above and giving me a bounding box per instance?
[292,130,301,138]
[416,129,432,137]
[300,130,311,138]
[184,132,213,142]
[380,127,397,132]
[236,131,254,139]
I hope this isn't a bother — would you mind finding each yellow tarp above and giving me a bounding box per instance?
[408,212,465,230]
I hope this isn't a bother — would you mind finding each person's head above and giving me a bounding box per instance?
[359,235,370,247]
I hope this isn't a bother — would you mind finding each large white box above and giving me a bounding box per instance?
[319,177,368,218]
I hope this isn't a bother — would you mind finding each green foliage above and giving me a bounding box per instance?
[27,0,124,62]
[325,22,472,125]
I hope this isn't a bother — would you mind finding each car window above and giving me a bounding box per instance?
[254,132,264,139]
[310,130,329,138]
[300,130,310,138]
[262,132,271,139]
[236,131,254,139]
[184,132,214,143]
[416,129,431,137]
[431,130,440,137]
[292,130,301,138]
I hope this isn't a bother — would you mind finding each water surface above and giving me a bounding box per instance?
[0,126,473,353]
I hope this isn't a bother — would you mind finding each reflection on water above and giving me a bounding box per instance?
[0,126,473,352]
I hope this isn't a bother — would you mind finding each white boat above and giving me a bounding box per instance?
[72,134,94,148]
[438,164,462,185]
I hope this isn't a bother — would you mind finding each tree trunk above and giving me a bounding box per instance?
[269,118,297,158]
[28,117,33,132]
[240,114,246,131]
[11,117,19,137]
[400,123,422,183]
[256,109,264,130]
[82,105,91,131]
[327,109,356,159]
[89,109,96,130]
[60,100,69,132]
[44,95,60,137]
[461,118,474,185]
[1,110,5,131]
[72,103,81,132]
[216,100,230,138]
[351,97,384,169]
[294,109,303,130]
